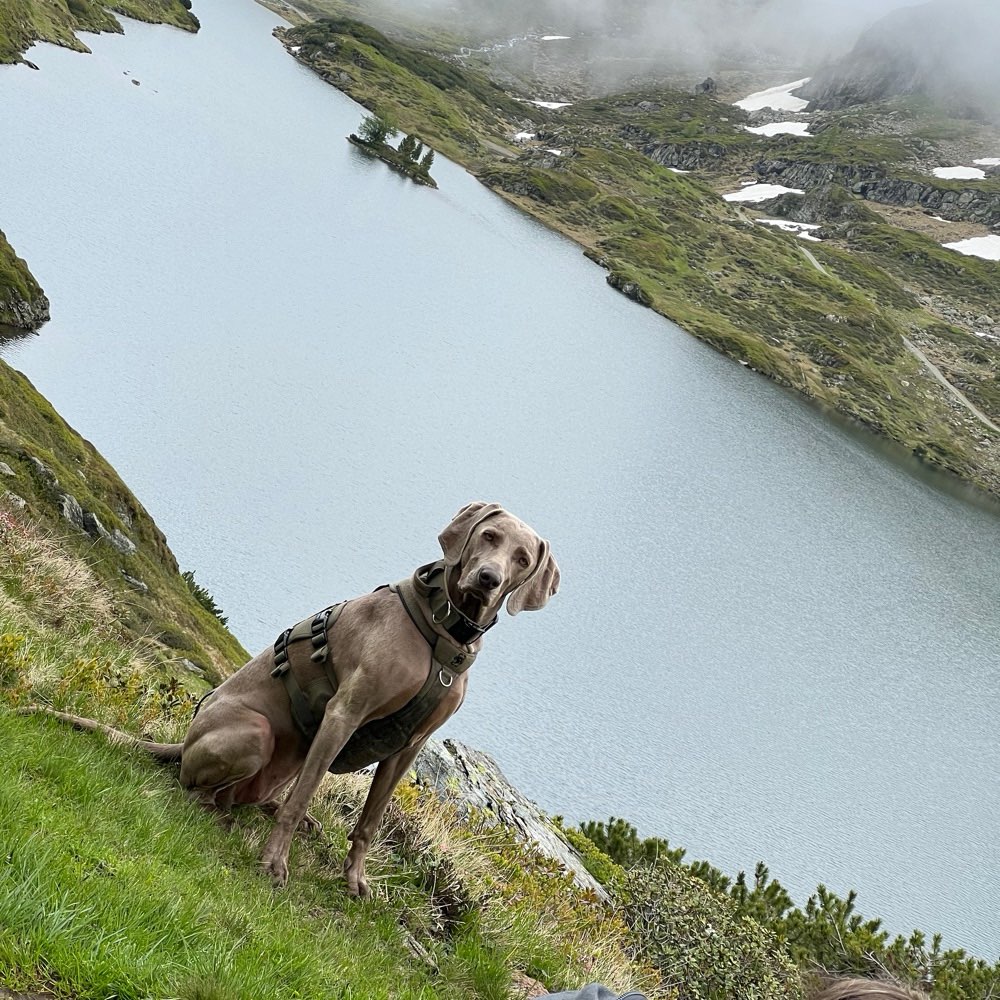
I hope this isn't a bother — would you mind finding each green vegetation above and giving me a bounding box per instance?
[0,229,48,330]
[0,0,198,63]
[0,359,245,678]
[350,110,437,185]
[280,16,1000,500]
[571,818,1000,1000]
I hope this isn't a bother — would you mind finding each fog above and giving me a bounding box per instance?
[373,0,934,71]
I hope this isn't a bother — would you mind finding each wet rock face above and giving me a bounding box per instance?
[412,738,608,900]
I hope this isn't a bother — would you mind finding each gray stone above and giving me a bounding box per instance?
[121,572,149,593]
[28,456,57,484]
[413,738,608,900]
[82,511,111,541]
[110,528,137,555]
[3,492,26,510]
[0,462,14,476]
[59,493,86,531]
[179,658,206,677]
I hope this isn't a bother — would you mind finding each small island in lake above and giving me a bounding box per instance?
[348,111,437,187]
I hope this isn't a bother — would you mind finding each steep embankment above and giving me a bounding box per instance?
[273,17,1000,502]
[0,357,246,679]
[0,230,49,331]
[0,0,199,63]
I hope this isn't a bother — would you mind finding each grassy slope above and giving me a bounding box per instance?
[279,16,1000,501]
[1,501,806,1000]
[0,231,48,330]
[0,0,198,64]
[0,360,246,679]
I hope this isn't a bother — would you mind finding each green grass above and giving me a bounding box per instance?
[0,230,47,328]
[0,360,246,679]
[0,0,198,64]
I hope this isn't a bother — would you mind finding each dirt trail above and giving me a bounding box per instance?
[796,244,998,434]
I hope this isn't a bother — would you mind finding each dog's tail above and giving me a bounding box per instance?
[20,706,184,763]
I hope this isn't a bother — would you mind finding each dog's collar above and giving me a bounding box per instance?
[390,560,497,673]
[416,560,498,645]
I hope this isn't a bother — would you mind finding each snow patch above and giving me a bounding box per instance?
[723,183,804,203]
[932,166,986,180]
[735,78,811,113]
[546,149,562,156]
[973,158,1000,166]
[541,35,571,40]
[745,121,811,137]
[756,218,821,234]
[942,235,1000,261]
[668,167,691,174]
[530,100,572,109]
[514,131,535,142]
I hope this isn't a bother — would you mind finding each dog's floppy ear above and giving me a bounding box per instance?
[438,502,503,565]
[506,538,560,616]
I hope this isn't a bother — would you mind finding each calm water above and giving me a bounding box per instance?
[1,0,998,957]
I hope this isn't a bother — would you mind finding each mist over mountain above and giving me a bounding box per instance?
[800,0,1000,123]
[377,0,933,82]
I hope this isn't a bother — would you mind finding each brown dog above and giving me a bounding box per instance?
[35,502,558,894]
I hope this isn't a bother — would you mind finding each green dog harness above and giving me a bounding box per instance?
[270,560,488,773]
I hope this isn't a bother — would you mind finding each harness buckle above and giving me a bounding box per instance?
[438,669,454,688]
[431,600,452,625]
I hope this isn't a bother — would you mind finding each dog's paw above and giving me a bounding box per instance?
[299,811,323,837]
[261,850,289,888]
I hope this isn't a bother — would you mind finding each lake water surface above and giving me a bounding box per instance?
[1,0,998,957]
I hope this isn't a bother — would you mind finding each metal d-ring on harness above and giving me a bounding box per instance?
[269,560,489,775]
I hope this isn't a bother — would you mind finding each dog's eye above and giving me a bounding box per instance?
[482,530,495,542]
[518,556,530,569]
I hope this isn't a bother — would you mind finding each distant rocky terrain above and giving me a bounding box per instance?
[801,0,1000,124]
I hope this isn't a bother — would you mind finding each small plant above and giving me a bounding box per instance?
[181,570,228,626]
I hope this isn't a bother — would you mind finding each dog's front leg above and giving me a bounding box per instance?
[260,701,359,887]
[344,739,427,897]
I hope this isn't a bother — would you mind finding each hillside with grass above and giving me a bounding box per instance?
[0,230,49,332]
[0,0,199,64]
[272,15,1000,503]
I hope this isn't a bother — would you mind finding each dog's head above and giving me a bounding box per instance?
[438,501,560,618]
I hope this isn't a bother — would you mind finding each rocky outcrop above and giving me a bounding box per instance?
[754,159,1000,227]
[1,230,50,332]
[758,183,883,225]
[624,132,730,172]
[413,738,608,900]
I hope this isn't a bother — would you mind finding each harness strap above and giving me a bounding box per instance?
[391,569,476,674]
[271,602,346,741]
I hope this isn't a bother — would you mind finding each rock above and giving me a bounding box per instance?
[121,572,149,594]
[179,658,206,677]
[28,456,57,484]
[110,528,137,555]
[0,463,14,476]
[59,493,86,531]
[131,79,140,86]
[82,511,111,542]
[23,60,40,71]
[413,738,608,900]
[694,76,717,96]
[606,271,652,307]
[637,100,660,112]
[3,492,26,510]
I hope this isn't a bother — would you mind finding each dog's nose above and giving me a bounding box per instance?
[477,566,502,591]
